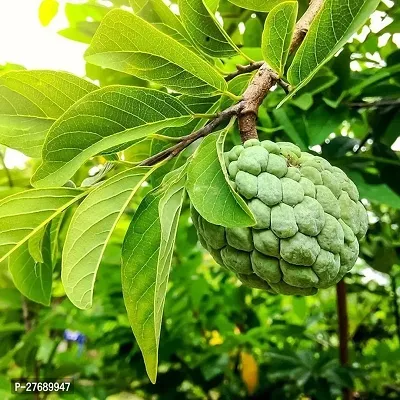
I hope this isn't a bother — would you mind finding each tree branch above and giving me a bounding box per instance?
[238,64,280,141]
[139,0,325,165]
[237,0,324,142]
[290,0,324,53]
[139,104,243,167]
[225,61,264,82]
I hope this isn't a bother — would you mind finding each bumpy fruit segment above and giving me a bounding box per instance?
[192,139,368,296]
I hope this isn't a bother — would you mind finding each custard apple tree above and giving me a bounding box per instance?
[0,0,393,384]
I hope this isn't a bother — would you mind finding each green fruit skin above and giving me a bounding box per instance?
[192,139,368,296]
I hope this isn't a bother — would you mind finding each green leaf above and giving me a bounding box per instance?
[163,94,220,138]
[307,105,347,146]
[220,73,254,110]
[205,0,220,13]
[243,17,263,47]
[272,107,308,149]
[28,226,47,264]
[32,87,193,188]
[62,165,157,310]
[346,64,400,98]
[49,213,64,265]
[283,0,381,106]
[85,10,227,96]
[9,225,53,306]
[130,0,189,40]
[348,171,400,209]
[0,188,85,263]
[228,0,286,12]
[186,125,255,227]
[81,163,115,188]
[39,0,59,27]
[0,70,97,157]
[262,1,298,76]
[122,169,187,383]
[179,0,238,58]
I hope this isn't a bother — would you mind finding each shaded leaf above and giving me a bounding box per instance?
[262,1,298,76]
[179,0,238,58]
[32,87,193,188]
[28,226,47,264]
[307,105,347,146]
[62,166,157,310]
[372,142,400,196]
[186,125,255,227]
[347,64,400,98]
[122,168,187,382]
[85,10,227,96]
[9,225,53,306]
[272,107,308,149]
[348,171,400,209]
[244,17,263,48]
[0,70,96,157]
[322,136,358,159]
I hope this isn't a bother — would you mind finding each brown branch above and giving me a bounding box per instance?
[140,104,243,167]
[237,0,324,142]
[238,64,280,141]
[290,0,324,53]
[139,0,325,165]
[225,61,264,82]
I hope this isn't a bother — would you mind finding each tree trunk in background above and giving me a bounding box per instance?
[336,280,352,400]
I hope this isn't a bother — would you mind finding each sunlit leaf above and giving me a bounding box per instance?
[281,0,381,106]
[39,0,59,27]
[32,87,193,188]
[130,0,189,39]
[0,188,85,263]
[62,166,158,310]
[262,1,298,76]
[0,70,96,157]
[85,10,227,96]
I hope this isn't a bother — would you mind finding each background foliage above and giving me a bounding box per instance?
[0,0,399,399]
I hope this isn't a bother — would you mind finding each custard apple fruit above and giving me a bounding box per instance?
[191,139,368,296]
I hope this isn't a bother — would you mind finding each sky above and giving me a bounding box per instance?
[0,0,87,76]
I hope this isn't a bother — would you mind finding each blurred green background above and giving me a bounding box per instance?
[0,1,399,399]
